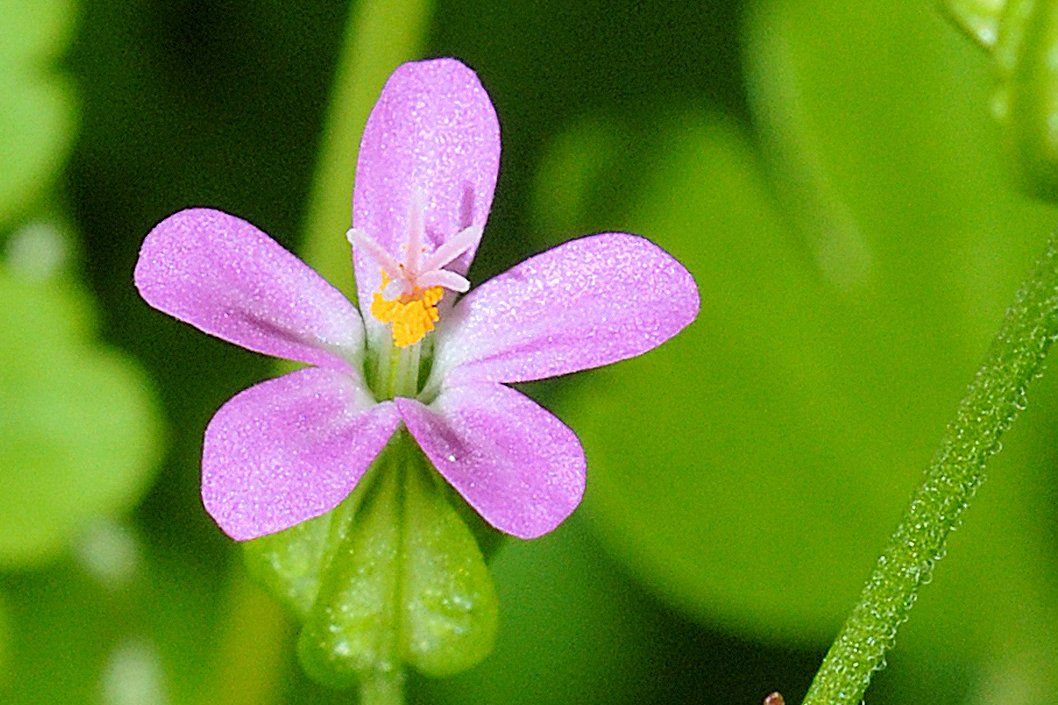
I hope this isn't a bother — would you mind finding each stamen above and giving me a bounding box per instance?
[352,205,482,348]
[370,285,444,348]
[348,228,402,279]
[421,224,482,272]
[417,269,470,293]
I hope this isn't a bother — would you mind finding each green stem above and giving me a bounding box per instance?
[802,231,1058,705]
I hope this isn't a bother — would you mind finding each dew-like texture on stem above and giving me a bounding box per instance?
[352,58,500,336]
[430,233,700,386]
[802,233,1058,705]
[135,208,365,371]
[202,367,401,540]
[395,383,586,540]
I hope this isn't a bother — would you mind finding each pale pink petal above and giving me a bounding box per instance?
[395,384,585,539]
[352,58,500,334]
[136,208,364,371]
[429,233,699,387]
[202,368,400,540]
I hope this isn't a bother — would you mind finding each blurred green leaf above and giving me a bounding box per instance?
[0,0,77,64]
[536,95,1058,666]
[0,0,77,228]
[0,533,219,705]
[990,0,1058,197]
[0,268,161,566]
[0,71,75,228]
[419,518,659,705]
[742,0,1058,660]
[942,0,1004,48]
[942,0,1058,198]
[740,0,1058,657]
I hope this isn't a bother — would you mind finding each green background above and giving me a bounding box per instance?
[2,0,1057,702]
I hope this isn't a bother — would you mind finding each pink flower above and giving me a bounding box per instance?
[134,58,699,542]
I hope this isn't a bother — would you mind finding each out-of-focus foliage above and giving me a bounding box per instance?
[943,0,1004,47]
[945,0,1058,197]
[0,247,162,566]
[0,0,77,226]
[1,0,161,569]
[421,520,657,705]
[534,0,1058,678]
[3,0,1056,702]
[0,593,7,676]
[0,523,218,705]
[0,0,163,573]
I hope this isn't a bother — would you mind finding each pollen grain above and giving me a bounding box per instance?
[371,285,444,348]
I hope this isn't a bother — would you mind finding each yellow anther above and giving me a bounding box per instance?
[371,281,444,348]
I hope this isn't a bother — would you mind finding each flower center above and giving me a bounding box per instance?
[348,188,481,349]
[369,271,444,348]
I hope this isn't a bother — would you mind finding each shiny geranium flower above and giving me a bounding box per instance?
[134,58,699,542]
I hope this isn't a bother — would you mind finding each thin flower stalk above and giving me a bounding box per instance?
[802,231,1058,705]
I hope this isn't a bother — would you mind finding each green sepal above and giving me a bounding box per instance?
[244,434,499,688]
[399,453,498,676]
[438,479,505,564]
[243,511,333,621]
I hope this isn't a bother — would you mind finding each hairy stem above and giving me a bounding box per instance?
[802,231,1058,705]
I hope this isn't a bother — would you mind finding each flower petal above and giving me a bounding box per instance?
[202,367,400,540]
[430,233,700,386]
[395,384,585,539]
[353,58,500,325]
[135,208,365,370]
